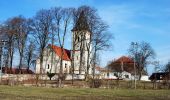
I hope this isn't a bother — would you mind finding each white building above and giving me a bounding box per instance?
[95,66,133,80]
[36,45,71,74]
[35,11,92,78]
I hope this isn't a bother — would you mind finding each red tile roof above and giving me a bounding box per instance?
[1,67,34,74]
[109,56,135,74]
[95,66,112,72]
[95,66,104,71]
[114,56,134,63]
[49,44,71,61]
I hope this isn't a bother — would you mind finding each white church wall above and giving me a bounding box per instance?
[35,59,40,73]
[35,48,72,74]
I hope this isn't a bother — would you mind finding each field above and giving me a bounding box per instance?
[0,85,170,100]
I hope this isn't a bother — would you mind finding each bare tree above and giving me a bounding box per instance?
[14,16,30,73]
[164,61,170,89]
[52,7,73,87]
[49,23,57,74]
[164,61,170,73]
[128,41,155,80]
[24,40,36,73]
[1,18,18,73]
[107,61,123,87]
[0,26,8,72]
[31,9,53,85]
[91,22,112,80]
[0,26,2,70]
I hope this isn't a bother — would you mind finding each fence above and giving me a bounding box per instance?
[1,74,170,89]
[96,79,170,89]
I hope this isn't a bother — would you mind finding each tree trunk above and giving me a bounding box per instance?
[19,54,23,74]
[39,52,44,86]
[92,46,97,88]
[58,46,64,87]
[5,52,9,74]
[79,40,83,75]
[27,60,30,73]
[71,51,75,85]
[9,50,14,74]
[139,71,142,81]
[85,47,90,81]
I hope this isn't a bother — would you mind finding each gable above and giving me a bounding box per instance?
[48,44,71,61]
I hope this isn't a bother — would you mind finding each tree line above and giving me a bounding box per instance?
[0,5,112,86]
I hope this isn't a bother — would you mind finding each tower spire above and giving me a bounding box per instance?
[72,11,89,31]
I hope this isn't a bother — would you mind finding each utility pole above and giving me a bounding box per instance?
[131,42,137,89]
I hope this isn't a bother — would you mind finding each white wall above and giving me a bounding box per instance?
[140,75,150,81]
[35,48,71,74]
[72,31,92,75]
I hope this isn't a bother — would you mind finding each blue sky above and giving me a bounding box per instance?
[0,0,170,74]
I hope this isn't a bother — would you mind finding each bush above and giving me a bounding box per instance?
[87,78,102,88]
[47,72,55,80]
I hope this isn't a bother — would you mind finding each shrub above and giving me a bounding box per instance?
[87,78,102,88]
[47,72,55,80]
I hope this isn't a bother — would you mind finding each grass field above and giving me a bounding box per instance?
[0,85,170,100]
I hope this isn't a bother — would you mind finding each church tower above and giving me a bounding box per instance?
[71,11,92,75]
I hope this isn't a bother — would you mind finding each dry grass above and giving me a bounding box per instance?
[0,85,170,100]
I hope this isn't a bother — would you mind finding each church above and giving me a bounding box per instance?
[35,12,92,78]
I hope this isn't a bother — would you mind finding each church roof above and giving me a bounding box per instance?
[49,44,71,61]
[72,11,90,31]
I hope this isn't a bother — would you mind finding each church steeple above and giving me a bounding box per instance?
[71,11,92,75]
[72,11,89,31]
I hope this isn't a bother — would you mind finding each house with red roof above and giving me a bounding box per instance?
[106,56,134,80]
[107,56,149,81]
[95,66,114,79]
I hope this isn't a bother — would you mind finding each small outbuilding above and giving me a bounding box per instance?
[149,72,169,81]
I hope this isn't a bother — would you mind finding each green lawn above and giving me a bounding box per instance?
[0,85,170,100]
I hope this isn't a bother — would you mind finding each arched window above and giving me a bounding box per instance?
[65,63,67,68]
[47,64,50,69]
[78,36,80,42]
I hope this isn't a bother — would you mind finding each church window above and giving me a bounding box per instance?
[77,56,79,60]
[107,72,109,77]
[65,63,67,68]
[114,73,118,77]
[47,64,50,69]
